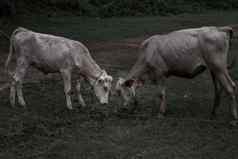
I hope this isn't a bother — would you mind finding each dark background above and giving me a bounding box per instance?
[1,0,238,17]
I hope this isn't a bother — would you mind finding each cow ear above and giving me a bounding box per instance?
[123,79,135,87]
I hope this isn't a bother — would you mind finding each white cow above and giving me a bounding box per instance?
[5,27,113,109]
[115,26,238,124]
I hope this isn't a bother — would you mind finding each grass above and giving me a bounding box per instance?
[1,11,237,42]
[0,11,238,159]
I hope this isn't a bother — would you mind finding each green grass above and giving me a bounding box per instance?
[1,11,238,52]
[5,10,237,42]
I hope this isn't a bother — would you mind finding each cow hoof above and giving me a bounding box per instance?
[67,105,73,110]
[10,102,16,108]
[81,103,86,107]
[78,104,87,111]
[19,103,27,108]
[230,120,238,126]
[157,113,165,119]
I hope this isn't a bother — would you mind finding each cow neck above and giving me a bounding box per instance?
[126,60,146,81]
[81,55,103,86]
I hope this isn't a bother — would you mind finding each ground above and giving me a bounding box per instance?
[0,11,238,159]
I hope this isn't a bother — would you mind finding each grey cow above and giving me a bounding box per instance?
[115,26,238,125]
[5,27,113,109]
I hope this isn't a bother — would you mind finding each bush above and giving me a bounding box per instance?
[9,0,238,17]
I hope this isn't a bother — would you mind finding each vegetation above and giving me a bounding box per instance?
[1,0,238,17]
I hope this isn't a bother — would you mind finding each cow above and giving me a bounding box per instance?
[115,26,238,125]
[5,27,113,109]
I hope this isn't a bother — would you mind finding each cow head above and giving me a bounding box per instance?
[93,70,113,104]
[115,77,144,106]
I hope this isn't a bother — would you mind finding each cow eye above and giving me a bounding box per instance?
[98,79,103,83]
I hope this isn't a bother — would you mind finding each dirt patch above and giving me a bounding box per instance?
[86,37,145,52]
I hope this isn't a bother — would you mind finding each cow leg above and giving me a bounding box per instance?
[60,69,73,110]
[10,57,28,107]
[214,71,238,123]
[160,88,166,113]
[224,70,238,125]
[210,72,222,118]
[225,70,236,89]
[16,80,26,107]
[10,80,16,107]
[76,79,86,107]
[157,78,167,118]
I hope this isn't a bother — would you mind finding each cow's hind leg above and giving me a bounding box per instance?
[60,69,73,110]
[224,70,238,125]
[210,72,222,118]
[76,79,86,107]
[16,80,26,107]
[10,57,28,107]
[214,70,238,125]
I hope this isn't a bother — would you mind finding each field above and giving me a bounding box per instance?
[0,11,238,159]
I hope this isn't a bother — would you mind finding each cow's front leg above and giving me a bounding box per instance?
[76,79,86,107]
[60,69,73,110]
[157,78,167,118]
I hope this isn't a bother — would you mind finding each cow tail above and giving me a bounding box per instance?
[219,26,236,69]
[5,36,13,70]
[5,28,21,73]
[4,36,14,76]
[0,29,17,91]
[226,26,236,70]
